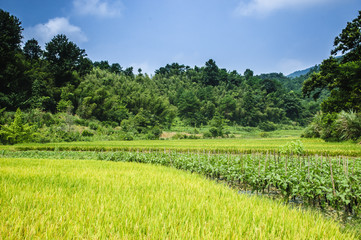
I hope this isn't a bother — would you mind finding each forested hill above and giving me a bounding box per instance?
[287,65,318,78]
[1,8,321,143]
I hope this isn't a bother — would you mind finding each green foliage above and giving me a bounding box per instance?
[302,110,361,142]
[23,38,42,60]
[331,10,361,63]
[303,11,361,114]
[0,9,334,137]
[44,34,90,87]
[279,140,305,155]
[258,121,277,132]
[335,110,361,141]
[0,108,34,144]
[81,130,94,137]
[301,11,361,142]
[0,9,22,71]
[208,111,224,137]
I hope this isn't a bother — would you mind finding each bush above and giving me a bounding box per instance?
[209,127,219,137]
[123,132,134,141]
[259,132,270,138]
[319,112,339,141]
[335,110,361,141]
[203,132,212,139]
[258,121,277,132]
[89,122,99,130]
[81,130,94,137]
[0,109,35,145]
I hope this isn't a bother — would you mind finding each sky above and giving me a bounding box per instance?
[1,0,360,75]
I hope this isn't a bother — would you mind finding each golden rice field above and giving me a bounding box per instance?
[0,157,356,239]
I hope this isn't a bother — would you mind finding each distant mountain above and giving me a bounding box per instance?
[287,57,345,78]
[287,65,317,78]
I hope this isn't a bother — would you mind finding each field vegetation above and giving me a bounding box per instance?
[0,157,357,239]
[3,137,360,157]
[1,7,361,240]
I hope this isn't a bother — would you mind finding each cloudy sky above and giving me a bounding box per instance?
[2,0,360,75]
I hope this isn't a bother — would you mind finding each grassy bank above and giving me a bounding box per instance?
[0,157,356,239]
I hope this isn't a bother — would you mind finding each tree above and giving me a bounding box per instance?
[0,108,34,144]
[178,90,201,126]
[282,91,304,121]
[209,110,224,137]
[44,34,89,87]
[331,10,361,62]
[94,60,110,70]
[124,67,134,78]
[23,38,42,60]
[110,63,122,74]
[0,9,23,72]
[203,59,219,86]
[0,9,25,108]
[302,11,361,113]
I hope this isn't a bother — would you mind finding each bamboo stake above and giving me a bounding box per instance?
[264,151,268,173]
[285,154,288,176]
[307,155,310,182]
[346,158,348,177]
[329,156,336,197]
[258,154,261,178]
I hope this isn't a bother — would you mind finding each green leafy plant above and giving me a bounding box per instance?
[0,108,35,144]
[335,110,361,141]
[279,140,305,155]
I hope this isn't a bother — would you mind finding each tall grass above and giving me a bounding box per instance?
[0,158,356,239]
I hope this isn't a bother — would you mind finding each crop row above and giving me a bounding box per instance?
[1,149,360,216]
[6,138,361,157]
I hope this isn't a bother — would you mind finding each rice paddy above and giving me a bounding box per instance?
[0,157,356,239]
[4,137,361,156]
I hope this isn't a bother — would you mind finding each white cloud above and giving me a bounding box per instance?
[235,0,332,17]
[25,17,87,45]
[73,0,123,18]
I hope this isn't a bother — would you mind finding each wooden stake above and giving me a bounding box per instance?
[329,156,336,197]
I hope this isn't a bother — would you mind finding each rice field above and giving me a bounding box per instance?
[0,157,356,239]
[4,137,361,156]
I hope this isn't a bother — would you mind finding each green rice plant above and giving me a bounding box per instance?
[0,158,356,239]
[1,150,361,217]
[3,137,360,156]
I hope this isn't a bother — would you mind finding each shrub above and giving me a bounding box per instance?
[259,132,270,138]
[81,130,94,137]
[0,109,35,145]
[123,132,134,141]
[89,122,99,130]
[335,110,361,141]
[320,112,339,141]
[258,121,277,132]
[203,132,212,139]
[209,127,219,138]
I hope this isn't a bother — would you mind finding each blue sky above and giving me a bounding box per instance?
[1,0,360,75]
